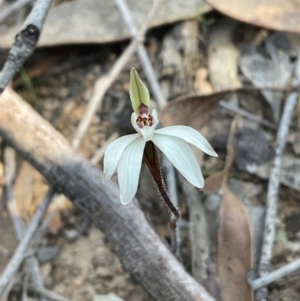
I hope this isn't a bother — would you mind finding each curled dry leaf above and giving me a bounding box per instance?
[159,91,230,129]
[204,117,253,301]
[217,183,253,301]
[0,0,212,48]
[206,0,300,33]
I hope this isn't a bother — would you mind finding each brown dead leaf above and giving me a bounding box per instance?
[213,117,253,301]
[0,0,211,48]
[159,91,230,129]
[203,171,225,194]
[206,0,300,33]
[13,161,62,234]
[204,117,253,300]
[217,183,253,301]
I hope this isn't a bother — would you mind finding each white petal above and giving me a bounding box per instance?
[154,125,218,157]
[118,137,146,205]
[103,133,140,181]
[152,135,204,188]
[152,109,159,125]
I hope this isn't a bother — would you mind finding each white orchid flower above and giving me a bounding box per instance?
[103,68,218,205]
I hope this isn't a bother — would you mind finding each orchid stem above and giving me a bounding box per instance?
[143,141,181,230]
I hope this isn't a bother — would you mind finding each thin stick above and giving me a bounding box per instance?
[162,156,181,257]
[0,0,33,24]
[4,146,48,301]
[90,132,119,164]
[4,146,24,238]
[0,0,53,92]
[114,0,166,109]
[219,100,277,130]
[17,281,72,301]
[251,257,300,290]
[179,177,211,284]
[71,40,138,149]
[0,187,54,295]
[255,52,300,301]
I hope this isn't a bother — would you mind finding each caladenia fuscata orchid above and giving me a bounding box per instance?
[103,68,218,228]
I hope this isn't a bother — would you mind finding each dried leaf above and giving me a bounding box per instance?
[217,183,253,301]
[159,91,230,129]
[203,171,225,194]
[214,117,253,301]
[206,0,300,33]
[0,0,212,48]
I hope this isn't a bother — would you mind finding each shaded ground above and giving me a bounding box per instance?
[1,1,300,300]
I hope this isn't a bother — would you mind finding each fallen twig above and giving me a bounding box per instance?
[114,0,166,109]
[17,281,72,301]
[71,39,138,149]
[3,146,48,301]
[219,100,277,130]
[162,157,181,258]
[255,51,300,301]
[0,86,215,301]
[0,0,52,92]
[179,177,211,283]
[251,257,300,290]
[0,0,33,24]
[0,184,54,296]
[90,132,119,164]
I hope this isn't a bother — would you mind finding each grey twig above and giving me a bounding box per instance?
[0,186,54,296]
[4,146,24,238]
[251,257,300,290]
[0,0,33,24]
[255,52,300,301]
[180,177,210,281]
[114,0,166,109]
[0,0,52,92]
[90,132,119,164]
[17,281,72,301]
[3,146,48,301]
[219,100,277,130]
[72,39,138,149]
[162,157,181,258]
[179,176,221,300]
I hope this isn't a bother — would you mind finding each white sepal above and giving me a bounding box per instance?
[103,133,140,182]
[152,134,204,188]
[154,125,218,157]
[117,137,146,205]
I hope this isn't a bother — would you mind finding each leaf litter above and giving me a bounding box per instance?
[1,1,300,300]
